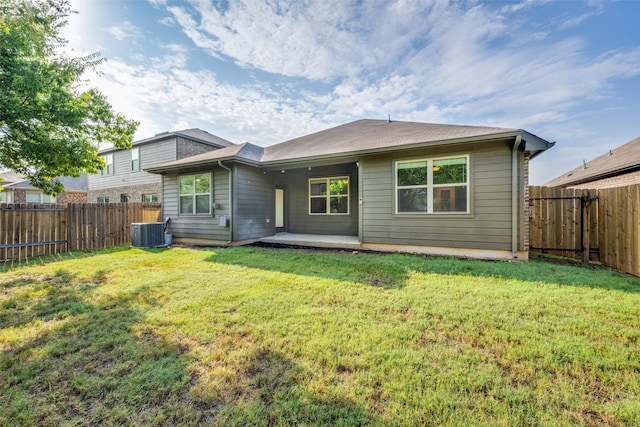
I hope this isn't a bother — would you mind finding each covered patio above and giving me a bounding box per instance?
[260,233,361,250]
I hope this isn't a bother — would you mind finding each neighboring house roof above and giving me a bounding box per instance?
[99,128,235,154]
[147,119,553,173]
[545,136,640,187]
[0,170,26,185]
[0,172,88,192]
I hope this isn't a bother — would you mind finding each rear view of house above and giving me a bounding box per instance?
[88,128,235,203]
[147,119,554,260]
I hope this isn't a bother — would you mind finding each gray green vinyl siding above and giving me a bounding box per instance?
[360,140,520,250]
[162,167,230,241]
[275,164,358,236]
[88,138,176,191]
[234,165,276,240]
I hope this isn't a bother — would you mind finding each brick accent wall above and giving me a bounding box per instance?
[13,190,26,203]
[57,192,88,204]
[569,170,640,190]
[177,137,221,160]
[88,183,162,203]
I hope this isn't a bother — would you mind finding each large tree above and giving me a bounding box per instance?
[0,0,138,194]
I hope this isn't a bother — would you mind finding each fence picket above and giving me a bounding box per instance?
[0,203,161,262]
[530,185,640,277]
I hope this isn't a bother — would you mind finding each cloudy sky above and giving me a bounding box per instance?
[62,0,640,184]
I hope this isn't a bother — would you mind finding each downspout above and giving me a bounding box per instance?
[511,135,522,259]
[218,161,233,244]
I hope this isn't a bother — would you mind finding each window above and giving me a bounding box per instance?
[142,194,158,203]
[97,197,109,204]
[396,156,468,214]
[131,147,140,171]
[179,173,211,215]
[25,192,56,203]
[0,192,8,203]
[101,153,114,175]
[309,176,349,215]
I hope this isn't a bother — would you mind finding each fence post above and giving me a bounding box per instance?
[582,194,590,263]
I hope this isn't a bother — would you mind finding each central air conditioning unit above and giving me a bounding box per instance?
[131,222,165,248]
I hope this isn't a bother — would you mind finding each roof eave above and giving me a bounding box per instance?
[261,131,523,168]
[145,155,262,174]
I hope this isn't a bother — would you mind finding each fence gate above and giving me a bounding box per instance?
[528,186,599,262]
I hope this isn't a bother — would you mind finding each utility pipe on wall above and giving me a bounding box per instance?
[511,135,522,259]
[218,161,233,244]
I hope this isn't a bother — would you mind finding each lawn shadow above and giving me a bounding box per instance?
[191,345,376,426]
[1,266,377,426]
[0,245,132,273]
[205,246,640,294]
[205,246,408,289]
[0,271,198,425]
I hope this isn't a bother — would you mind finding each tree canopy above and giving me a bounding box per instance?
[0,0,138,194]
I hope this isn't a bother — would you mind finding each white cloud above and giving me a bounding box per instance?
[106,21,143,41]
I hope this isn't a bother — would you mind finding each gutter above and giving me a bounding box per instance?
[511,135,522,259]
[217,161,233,244]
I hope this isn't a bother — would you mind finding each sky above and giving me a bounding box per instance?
[61,0,640,185]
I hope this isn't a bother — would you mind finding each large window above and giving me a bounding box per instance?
[26,192,56,203]
[101,153,114,176]
[131,147,140,171]
[309,176,349,215]
[396,156,468,214]
[180,173,211,215]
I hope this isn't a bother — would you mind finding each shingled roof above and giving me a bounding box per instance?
[545,136,640,188]
[100,128,235,154]
[147,119,552,173]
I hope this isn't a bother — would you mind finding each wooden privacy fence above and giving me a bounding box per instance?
[0,203,162,262]
[529,185,640,276]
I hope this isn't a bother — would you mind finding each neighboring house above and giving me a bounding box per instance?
[88,128,235,203]
[147,119,553,260]
[0,171,88,204]
[545,136,640,189]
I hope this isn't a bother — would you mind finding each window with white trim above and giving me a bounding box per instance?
[101,153,114,176]
[179,173,211,215]
[0,192,8,203]
[309,176,349,214]
[26,192,56,203]
[97,197,109,204]
[131,147,140,171]
[142,194,158,203]
[396,156,468,214]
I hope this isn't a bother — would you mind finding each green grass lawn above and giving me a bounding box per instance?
[1,246,639,426]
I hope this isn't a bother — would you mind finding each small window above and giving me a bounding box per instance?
[179,173,211,215]
[131,147,140,171]
[396,155,469,214]
[97,197,109,204]
[120,194,130,203]
[0,192,7,203]
[309,176,349,215]
[142,194,158,203]
[101,153,114,176]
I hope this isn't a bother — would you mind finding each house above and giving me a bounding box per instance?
[545,136,640,189]
[147,119,554,260]
[88,128,235,203]
[0,171,88,204]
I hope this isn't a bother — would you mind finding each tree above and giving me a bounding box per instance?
[0,0,138,194]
